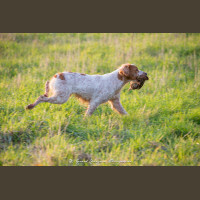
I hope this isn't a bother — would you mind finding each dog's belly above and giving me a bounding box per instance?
[74,93,91,104]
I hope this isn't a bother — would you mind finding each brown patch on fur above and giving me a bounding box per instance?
[53,73,65,80]
[58,72,65,80]
[129,64,139,79]
[80,73,86,76]
[74,94,90,105]
[117,72,123,80]
[119,63,139,80]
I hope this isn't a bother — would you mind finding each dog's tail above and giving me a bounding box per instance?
[44,81,50,97]
[47,72,66,96]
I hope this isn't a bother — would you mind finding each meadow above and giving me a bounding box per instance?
[0,33,200,166]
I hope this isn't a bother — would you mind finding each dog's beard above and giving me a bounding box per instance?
[129,75,149,90]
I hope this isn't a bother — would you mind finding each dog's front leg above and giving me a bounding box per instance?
[85,101,99,116]
[109,98,128,115]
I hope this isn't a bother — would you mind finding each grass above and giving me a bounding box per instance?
[0,33,200,166]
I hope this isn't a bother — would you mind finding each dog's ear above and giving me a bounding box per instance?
[119,63,130,78]
[129,64,139,80]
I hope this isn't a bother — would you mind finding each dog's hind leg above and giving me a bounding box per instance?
[26,92,71,110]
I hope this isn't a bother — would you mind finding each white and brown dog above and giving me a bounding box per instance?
[26,63,148,116]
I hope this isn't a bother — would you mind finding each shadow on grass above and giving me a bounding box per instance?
[0,121,49,152]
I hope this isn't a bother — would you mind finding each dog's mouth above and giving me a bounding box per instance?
[137,74,149,81]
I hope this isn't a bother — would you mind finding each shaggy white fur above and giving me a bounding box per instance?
[26,63,147,116]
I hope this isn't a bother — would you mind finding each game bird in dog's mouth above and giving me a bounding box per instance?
[26,63,149,116]
[128,72,149,90]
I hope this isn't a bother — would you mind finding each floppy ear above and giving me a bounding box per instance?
[119,64,130,78]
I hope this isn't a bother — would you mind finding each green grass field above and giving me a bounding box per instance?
[0,33,200,166]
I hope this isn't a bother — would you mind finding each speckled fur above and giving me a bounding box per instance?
[26,63,148,116]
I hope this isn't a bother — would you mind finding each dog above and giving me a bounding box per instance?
[26,63,148,116]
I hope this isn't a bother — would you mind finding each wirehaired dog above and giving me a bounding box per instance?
[26,63,148,116]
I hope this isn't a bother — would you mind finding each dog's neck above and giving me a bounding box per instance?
[116,69,132,82]
[109,69,132,91]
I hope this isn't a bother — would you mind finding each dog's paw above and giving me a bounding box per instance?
[26,104,35,110]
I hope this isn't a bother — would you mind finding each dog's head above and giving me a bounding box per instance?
[118,63,148,81]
